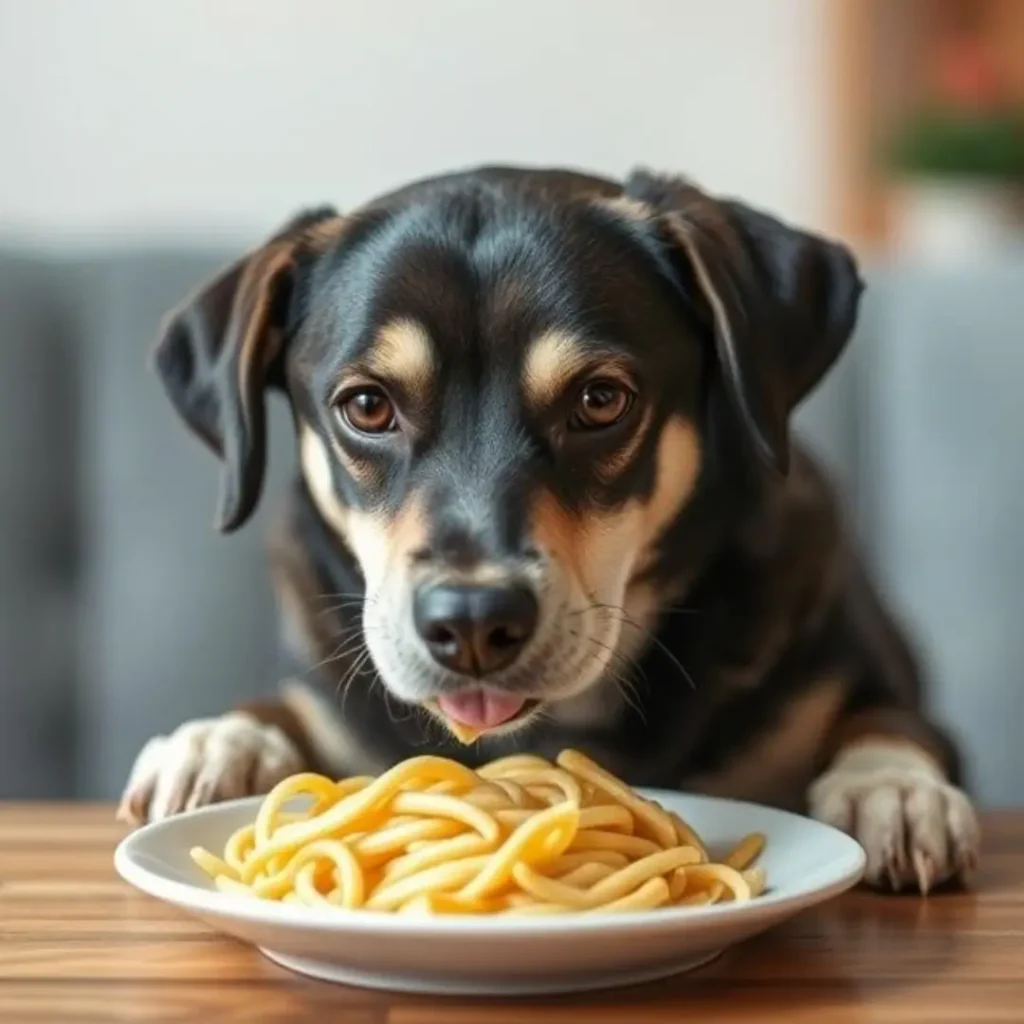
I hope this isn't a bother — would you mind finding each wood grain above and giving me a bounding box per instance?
[1,804,1021,1022]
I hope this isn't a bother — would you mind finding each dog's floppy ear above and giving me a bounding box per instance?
[625,171,864,474]
[153,207,344,532]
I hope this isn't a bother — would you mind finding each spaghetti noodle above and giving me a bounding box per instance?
[189,749,767,915]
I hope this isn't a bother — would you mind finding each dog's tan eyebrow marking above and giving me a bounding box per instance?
[522,330,590,408]
[298,417,379,489]
[642,416,702,541]
[362,318,436,396]
[300,427,350,538]
[300,424,427,592]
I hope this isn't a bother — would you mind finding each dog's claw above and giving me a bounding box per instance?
[913,849,934,895]
[115,798,140,827]
[808,747,981,895]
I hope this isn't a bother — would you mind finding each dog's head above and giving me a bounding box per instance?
[154,167,862,740]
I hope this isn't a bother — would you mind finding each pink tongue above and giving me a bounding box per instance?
[437,690,526,730]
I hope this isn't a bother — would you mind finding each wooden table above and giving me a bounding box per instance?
[1,805,1021,1022]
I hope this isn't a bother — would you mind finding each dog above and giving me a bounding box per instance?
[118,165,979,893]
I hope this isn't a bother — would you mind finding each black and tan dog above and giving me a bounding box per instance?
[119,166,979,892]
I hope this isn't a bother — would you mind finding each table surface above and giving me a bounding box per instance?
[0,805,1021,1023]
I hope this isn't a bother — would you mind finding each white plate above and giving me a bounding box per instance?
[114,789,865,996]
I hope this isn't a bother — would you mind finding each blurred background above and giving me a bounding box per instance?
[1,0,1021,804]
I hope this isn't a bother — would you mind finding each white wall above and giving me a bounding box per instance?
[0,0,827,246]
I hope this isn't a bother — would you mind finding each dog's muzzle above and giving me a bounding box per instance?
[413,581,539,730]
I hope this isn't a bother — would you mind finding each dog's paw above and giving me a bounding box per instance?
[808,741,980,894]
[117,713,303,825]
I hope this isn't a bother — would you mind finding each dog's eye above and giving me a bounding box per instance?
[570,379,633,430]
[337,387,397,435]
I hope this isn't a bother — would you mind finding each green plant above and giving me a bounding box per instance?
[886,108,1024,180]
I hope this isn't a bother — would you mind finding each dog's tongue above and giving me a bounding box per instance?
[437,690,526,730]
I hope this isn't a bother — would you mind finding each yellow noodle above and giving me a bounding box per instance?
[293,860,331,906]
[190,846,238,882]
[668,867,688,901]
[390,792,501,843]
[189,748,768,915]
[214,874,253,896]
[224,824,255,872]
[682,864,751,902]
[587,876,670,913]
[477,754,553,778]
[556,750,677,848]
[239,756,479,879]
[513,847,699,909]
[499,767,582,805]
[398,892,503,915]
[556,862,617,887]
[502,891,544,910]
[668,810,709,861]
[350,816,464,863]
[253,773,339,845]
[381,832,498,884]
[725,832,766,871]
[548,850,630,874]
[577,804,635,833]
[494,808,537,831]
[676,881,724,906]
[251,839,364,907]
[366,855,492,911]
[463,785,515,811]
[457,803,580,901]
[742,866,767,897]
[568,830,662,859]
[490,779,533,807]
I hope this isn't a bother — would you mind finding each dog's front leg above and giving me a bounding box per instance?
[809,711,980,893]
[117,698,313,825]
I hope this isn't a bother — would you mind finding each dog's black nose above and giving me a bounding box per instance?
[413,584,538,676]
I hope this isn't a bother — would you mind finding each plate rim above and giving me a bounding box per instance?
[114,787,866,936]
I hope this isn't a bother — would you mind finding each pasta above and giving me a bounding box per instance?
[190,749,767,916]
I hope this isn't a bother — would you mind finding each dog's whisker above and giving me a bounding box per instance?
[579,633,647,691]
[312,591,376,604]
[316,600,369,619]
[580,601,697,692]
[332,643,368,689]
[329,620,383,644]
[325,622,365,644]
[578,634,647,721]
[603,666,647,723]
[322,637,368,669]
[587,632,649,686]
[336,647,374,716]
[312,625,380,675]
[586,599,700,620]
[380,685,414,727]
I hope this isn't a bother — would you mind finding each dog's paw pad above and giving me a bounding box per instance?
[808,742,980,894]
[118,714,303,826]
